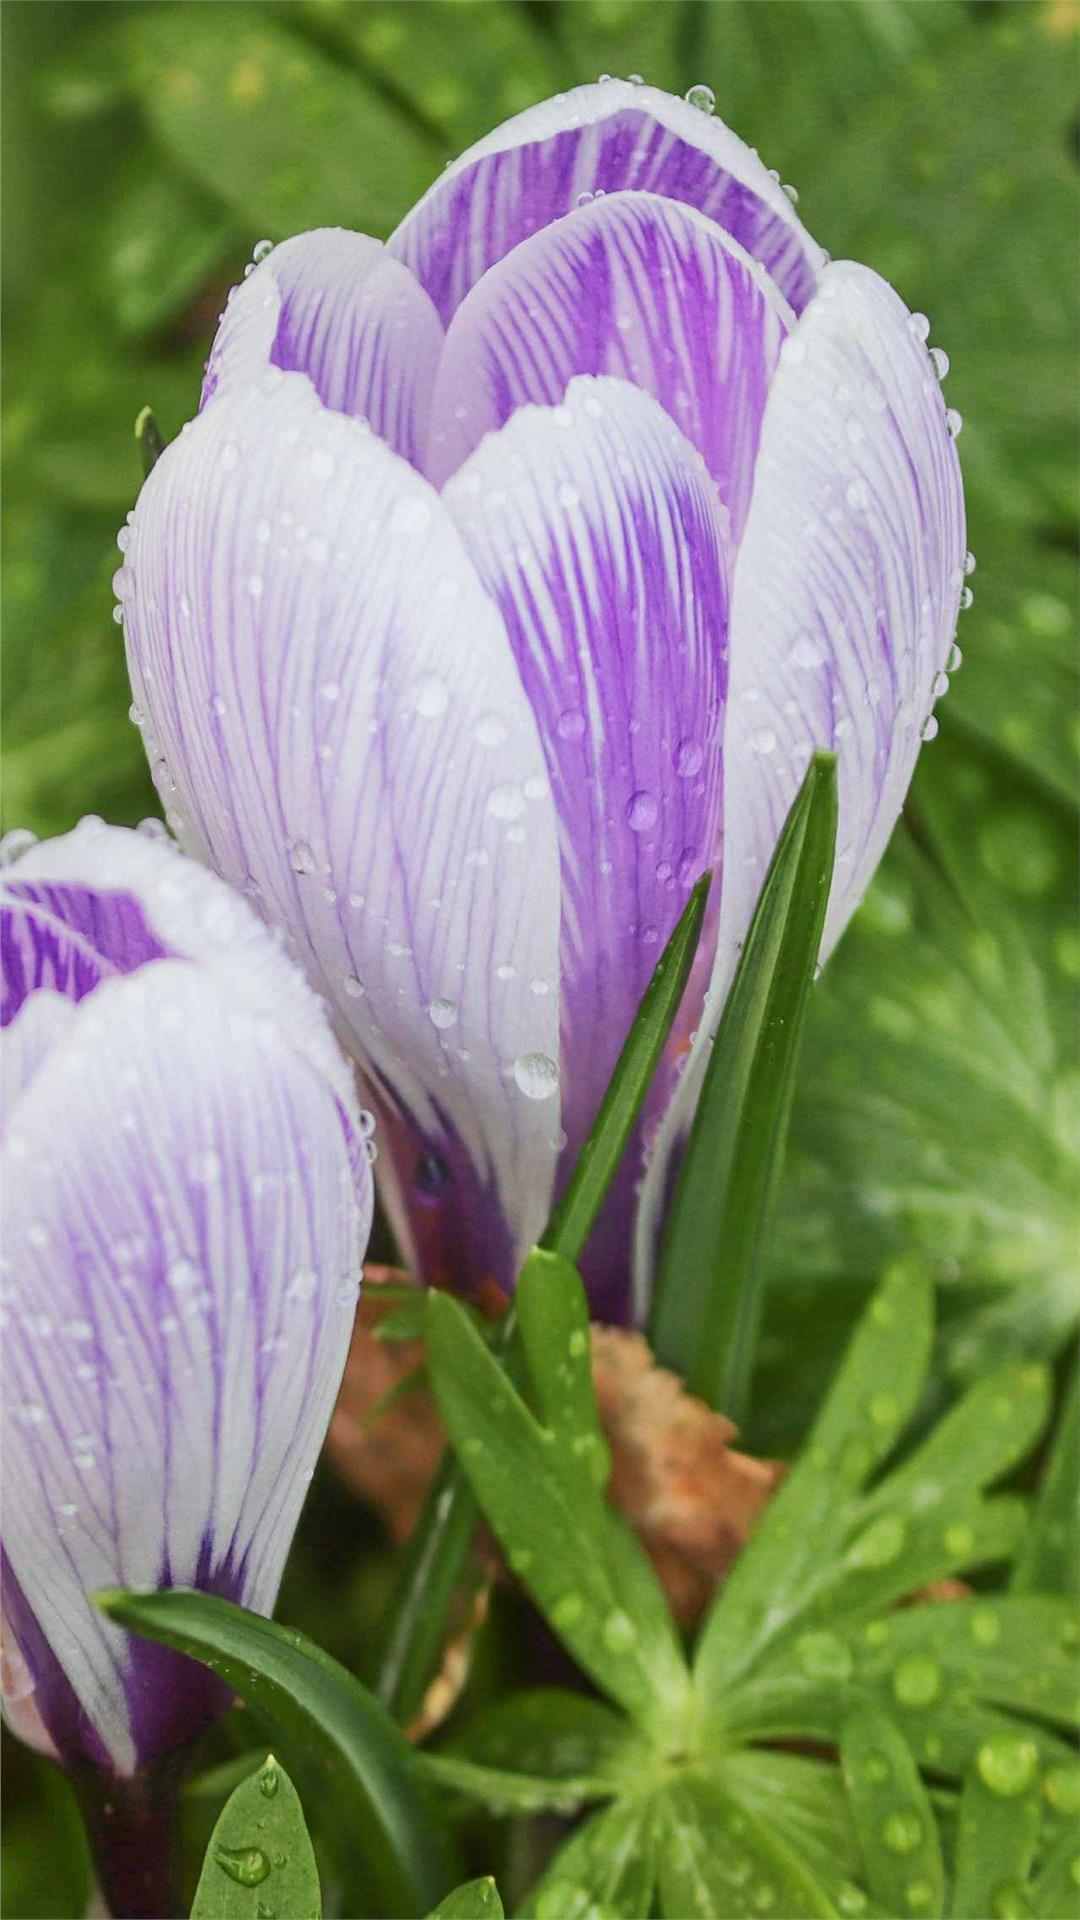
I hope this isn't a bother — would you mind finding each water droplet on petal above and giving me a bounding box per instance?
[626,790,658,832]
[289,840,317,875]
[513,1052,559,1100]
[928,346,950,380]
[685,82,716,113]
[427,998,458,1030]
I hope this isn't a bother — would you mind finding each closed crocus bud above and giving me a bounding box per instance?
[122,82,964,1323]
[0,820,371,1892]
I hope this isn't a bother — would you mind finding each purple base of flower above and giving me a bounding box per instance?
[75,1756,186,1920]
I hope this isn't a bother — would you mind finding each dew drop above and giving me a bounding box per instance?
[847,1512,907,1569]
[288,839,316,875]
[258,1758,279,1799]
[551,1591,584,1628]
[513,1052,559,1101]
[557,708,586,741]
[749,727,778,756]
[475,713,507,748]
[685,82,716,113]
[882,1811,922,1856]
[488,784,525,822]
[214,1846,272,1889]
[977,1735,1038,1798]
[796,1630,853,1681]
[343,973,365,999]
[287,1268,318,1303]
[960,585,974,611]
[602,1609,637,1653]
[945,407,963,439]
[674,738,704,778]
[252,239,274,264]
[427,998,458,1031]
[626,790,658,832]
[907,312,931,344]
[928,346,950,380]
[893,1655,941,1708]
[920,714,939,743]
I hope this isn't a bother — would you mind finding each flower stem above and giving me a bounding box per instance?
[75,1760,183,1920]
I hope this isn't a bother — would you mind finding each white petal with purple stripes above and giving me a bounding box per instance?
[426,190,792,537]
[388,79,824,324]
[633,260,966,1313]
[201,229,444,469]
[2,958,369,1773]
[125,373,563,1288]
[444,376,730,1316]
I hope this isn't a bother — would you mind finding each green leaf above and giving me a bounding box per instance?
[135,405,166,479]
[720,1751,866,1908]
[420,1689,653,1815]
[516,1249,610,1489]
[520,1795,660,1920]
[542,872,710,1264]
[94,1589,457,1918]
[695,1261,934,1707]
[657,1774,839,1919]
[1013,1350,1080,1597]
[651,752,837,1421]
[840,1708,945,1919]
[950,1752,1040,1920]
[374,1447,481,1726]
[189,1755,320,1920]
[426,1877,504,1920]
[861,1361,1051,1520]
[425,1289,691,1738]
[125,6,438,236]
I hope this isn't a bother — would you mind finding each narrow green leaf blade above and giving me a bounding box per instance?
[135,404,165,478]
[516,1248,610,1489]
[651,753,838,1420]
[542,872,710,1264]
[374,1443,479,1727]
[190,1755,320,1920]
[95,1590,456,1917]
[841,1708,945,1918]
[520,1796,660,1920]
[861,1361,1051,1519]
[427,1877,504,1920]
[1012,1348,1080,1596]
[1033,1825,1080,1919]
[950,1753,1040,1919]
[425,1290,691,1734]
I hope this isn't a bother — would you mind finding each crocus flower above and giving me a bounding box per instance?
[1,820,372,1786]
[121,80,965,1321]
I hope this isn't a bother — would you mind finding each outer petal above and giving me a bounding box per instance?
[124,373,563,1293]
[388,80,824,323]
[633,261,965,1313]
[201,229,444,468]
[0,991,76,1125]
[1,959,370,1774]
[6,819,355,1116]
[0,872,170,1024]
[444,377,730,1320]
[426,190,792,537]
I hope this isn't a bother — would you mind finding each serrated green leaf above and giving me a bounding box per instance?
[652,752,837,1420]
[189,1755,320,1920]
[426,1876,504,1920]
[950,1754,1040,1920]
[126,6,438,236]
[542,872,710,1265]
[695,1262,934,1707]
[1013,1352,1080,1598]
[657,1774,839,1919]
[425,1289,691,1737]
[519,1794,660,1920]
[841,1709,945,1919]
[94,1589,457,1917]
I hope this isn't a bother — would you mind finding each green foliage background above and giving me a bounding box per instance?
[1,1,1077,1913]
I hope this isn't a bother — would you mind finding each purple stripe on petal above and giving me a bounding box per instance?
[125,373,564,1297]
[388,81,824,324]
[426,190,791,538]
[0,881,172,1026]
[201,229,444,468]
[445,377,731,1320]
[633,261,966,1315]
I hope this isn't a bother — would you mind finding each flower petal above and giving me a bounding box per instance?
[388,80,824,324]
[426,189,792,538]
[632,261,965,1314]
[125,374,563,1292]
[444,376,731,1319]
[201,229,444,467]
[8,819,355,1116]
[0,990,77,1126]
[0,871,171,1025]
[1,959,369,1774]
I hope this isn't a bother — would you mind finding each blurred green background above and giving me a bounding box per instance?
[1,0,1077,1911]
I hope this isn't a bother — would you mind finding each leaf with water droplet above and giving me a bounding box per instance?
[951,1748,1041,1920]
[840,1708,944,1918]
[190,1754,319,1918]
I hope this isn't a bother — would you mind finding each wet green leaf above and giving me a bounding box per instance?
[427,1877,504,1920]
[841,1708,944,1919]
[950,1752,1040,1920]
[190,1755,320,1919]
[656,1774,838,1919]
[520,1794,660,1920]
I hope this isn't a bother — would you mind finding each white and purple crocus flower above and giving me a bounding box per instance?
[0,821,372,1787]
[120,81,966,1323]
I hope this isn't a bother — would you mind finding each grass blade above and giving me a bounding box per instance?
[649,753,837,1421]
